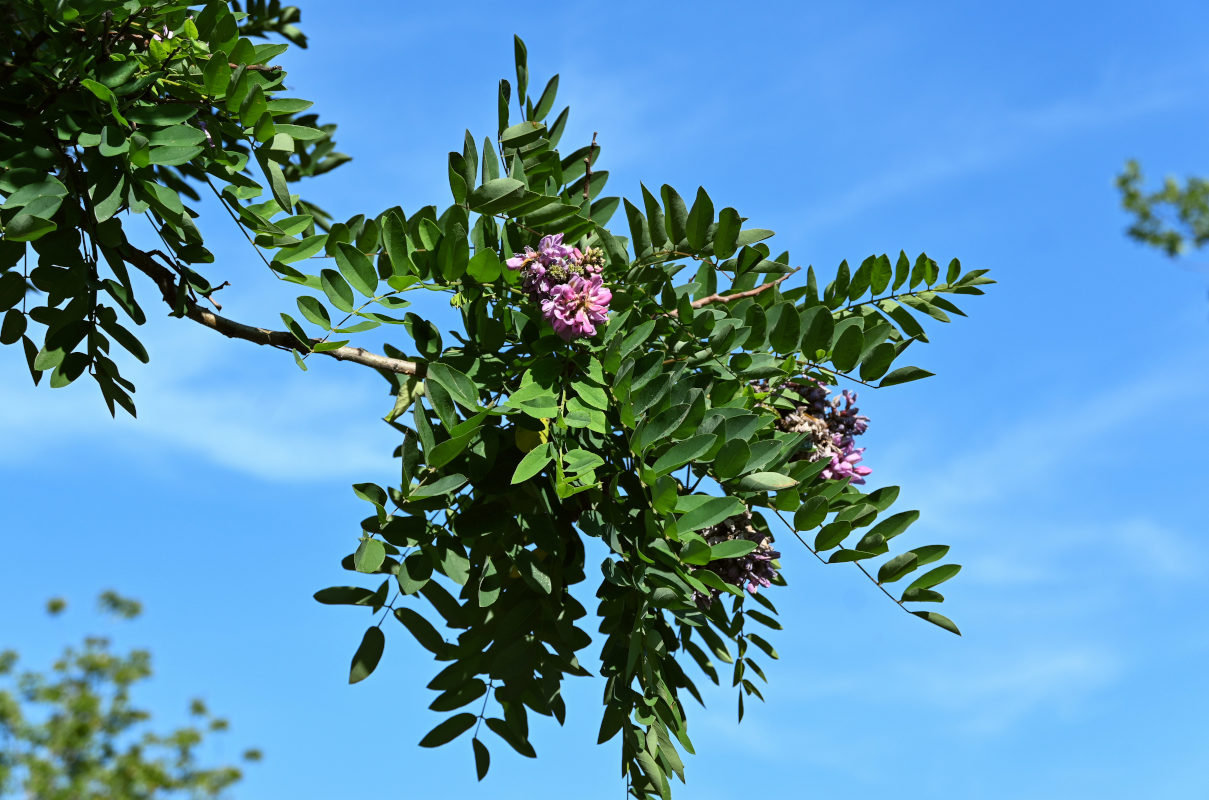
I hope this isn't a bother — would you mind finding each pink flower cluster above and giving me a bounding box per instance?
[506,234,612,341]
[763,378,873,485]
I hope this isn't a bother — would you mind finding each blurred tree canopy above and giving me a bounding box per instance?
[1117,159,1209,256]
[0,593,259,799]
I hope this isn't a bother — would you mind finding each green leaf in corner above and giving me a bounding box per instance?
[348,626,384,684]
[906,563,962,592]
[473,737,490,780]
[419,713,476,747]
[911,610,961,635]
[879,366,934,387]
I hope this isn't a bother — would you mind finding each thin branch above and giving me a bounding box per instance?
[119,245,424,376]
[229,62,282,72]
[770,508,910,613]
[665,270,797,318]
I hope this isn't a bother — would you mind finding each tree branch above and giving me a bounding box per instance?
[119,245,424,377]
[666,270,796,318]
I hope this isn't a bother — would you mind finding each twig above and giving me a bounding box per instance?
[119,245,424,376]
[229,62,282,73]
[665,270,796,318]
[770,507,910,613]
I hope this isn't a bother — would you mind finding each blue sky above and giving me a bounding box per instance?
[3,1,1209,797]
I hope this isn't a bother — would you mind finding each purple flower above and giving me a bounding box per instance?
[541,274,612,340]
[691,512,781,608]
[536,233,576,266]
[506,246,538,271]
[521,263,557,300]
[821,440,873,485]
[758,377,874,483]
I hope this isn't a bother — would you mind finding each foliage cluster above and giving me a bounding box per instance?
[1118,159,1209,256]
[0,2,993,796]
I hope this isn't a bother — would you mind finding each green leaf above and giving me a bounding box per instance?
[394,606,447,654]
[735,471,797,492]
[485,717,536,758]
[512,443,553,484]
[877,552,919,583]
[128,104,199,126]
[859,342,897,382]
[203,53,233,96]
[712,439,750,480]
[831,325,864,373]
[828,549,878,563]
[679,496,745,532]
[296,296,331,329]
[410,474,468,499]
[848,257,873,300]
[426,362,480,411]
[397,551,433,594]
[793,496,828,530]
[653,434,718,475]
[532,73,559,120]
[619,320,656,359]
[419,713,476,747]
[911,610,961,635]
[906,563,962,592]
[737,228,775,247]
[814,521,852,551]
[275,124,327,141]
[910,544,951,567]
[901,587,945,603]
[467,250,502,282]
[641,184,667,247]
[3,215,56,242]
[709,539,758,560]
[1,178,66,210]
[623,199,652,257]
[500,121,545,149]
[348,626,385,684]
[334,242,378,297]
[469,177,526,213]
[800,306,834,355]
[768,305,801,355]
[258,152,292,213]
[714,207,741,259]
[473,738,490,781]
[661,185,688,244]
[320,269,355,313]
[686,187,714,251]
[870,254,893,295]
[0,309,26,344]
[239,83,267,127]
[354,538,386,573]
[878,366,935,387]
[867,510,919,542]
[314,586,378,606]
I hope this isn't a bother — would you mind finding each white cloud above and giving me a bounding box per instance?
[0,313,396,484]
